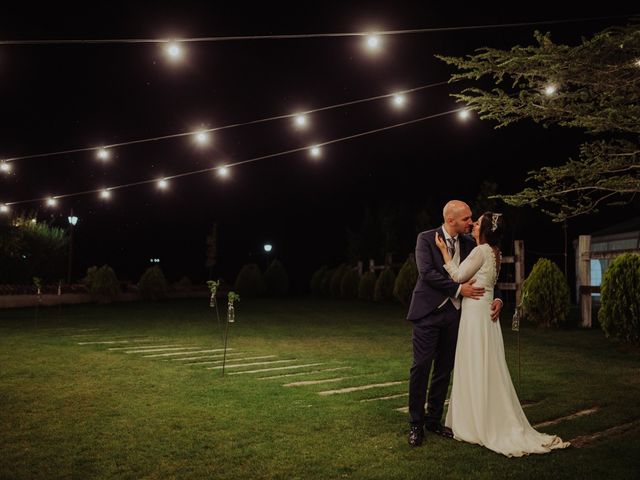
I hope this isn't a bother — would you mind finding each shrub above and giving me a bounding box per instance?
[374,267,396,302]
[89,265,120,304]
[320,268,335,297]
[264,259,289,296]
[522,258,570,327]
[394,256,418,305]
[174,276,193,291]
[330,264,349,298]
[310,265,327,296]
[234,263,266,297]
[598,253,640,344]
[340,268,360,299]
[358,271,377,301]
[138,266,168,301]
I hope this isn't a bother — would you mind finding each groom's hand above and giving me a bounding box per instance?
[460,279,484,300]
[490,299,503,322]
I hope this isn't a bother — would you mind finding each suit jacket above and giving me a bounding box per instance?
[406,227,501,321]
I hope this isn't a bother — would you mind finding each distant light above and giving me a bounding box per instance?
[31,218,37,224]
[97,148,110,161]
[46,197,58,207]
[544,84,557,96]
[392,93,406,108]
[310,146,321,158]
[150,258,160,263]
[294,114,308,129]
[0,161,12,173]
[166,42,182,59]
[264,244,273,253]
[635,58,640,67]
[67,215,78,226]
[100,189,111,199]
[365,34,381,51]
[194,131,210,145]
[218,166,230,178]
[0,204,9,213]
[158,179,169,189]
[458,109,471,120]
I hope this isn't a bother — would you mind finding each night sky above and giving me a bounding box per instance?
[1,2,637,292]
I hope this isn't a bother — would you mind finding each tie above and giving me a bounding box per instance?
[447,237,456,259]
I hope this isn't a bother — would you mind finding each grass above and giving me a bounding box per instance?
[1,298,639,479]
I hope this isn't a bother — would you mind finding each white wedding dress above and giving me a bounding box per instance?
[443,243,570,457]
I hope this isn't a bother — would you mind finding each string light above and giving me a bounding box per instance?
[309,146,321,159]
[100,189,111,199]
[365,34,381,52]
[165,41,182,60]
[157,179,169,189]
[458,109,471,120]
[392,93,407,108]
[544,84,557,96]
[46,197,58,207]
[0,161,12,173]
[96,148,110,161]
[0,204,9,213]
[217,166,230,178]
[294,114,308,129]
[194,131,210,145]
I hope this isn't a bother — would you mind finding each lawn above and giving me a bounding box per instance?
[1,298,639,479]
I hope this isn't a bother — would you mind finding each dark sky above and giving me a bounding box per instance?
[1,2,637,291]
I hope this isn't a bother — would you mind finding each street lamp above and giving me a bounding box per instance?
[263,244,273,271]
[67,211,78,284]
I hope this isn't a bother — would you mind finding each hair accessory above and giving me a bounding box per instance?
[491,213,502,232]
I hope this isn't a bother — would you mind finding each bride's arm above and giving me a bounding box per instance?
[444,246,484,283]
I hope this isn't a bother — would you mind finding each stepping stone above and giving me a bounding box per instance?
[206,359,296,370]
[124,346,202,354]
[569,420,640,448]
[258,367,352,380]
[533,407,599,429]
[185,355,277,366]
[171,352,246,361]
[319,381,404,396]
[78,339,155,345]
[144,348,229,358]
[283,377,357,387]
[108,344,183,351]
[227,363,326,375]
[361,393,408,402]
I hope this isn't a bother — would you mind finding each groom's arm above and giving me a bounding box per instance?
[416,232,459,298]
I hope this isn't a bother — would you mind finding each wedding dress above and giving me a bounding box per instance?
[444,243,570,457]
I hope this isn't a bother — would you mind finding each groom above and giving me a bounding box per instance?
[406,200,503,447]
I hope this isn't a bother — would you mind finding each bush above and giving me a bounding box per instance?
[320,268,335,297]
[234,263,266,297]
[330,264,349,298]
[263,259,289,296]
[138,266,168,301]
[340,268,360,299]
[522,258,570,328]
[173,276,193,291]
[89,265,120,304]
[358,271,377,301]
[598,253,640,344]
[310,265,327,296]
[394,256,418,305]
[374,267,396,302]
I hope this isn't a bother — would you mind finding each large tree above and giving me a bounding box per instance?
[437,20,639,221]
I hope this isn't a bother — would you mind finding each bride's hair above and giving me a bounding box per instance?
[479,212,504,247]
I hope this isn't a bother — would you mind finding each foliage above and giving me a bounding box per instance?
[89,265,120,304]
[263,259,289,296]
[374,267,396,302]
[393,256,418,305]
[340,268,360,300]
[521,258,570,327]
[310,265,327,296]
[358,271,377,301]
[138,266,168,301]
[330,264,349,298]
[598,253,640,344]
[234,263,266,297]
[438,22,640,221]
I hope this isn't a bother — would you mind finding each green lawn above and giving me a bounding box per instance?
[1,299,639,479]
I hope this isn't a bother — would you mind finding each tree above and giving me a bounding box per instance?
[437,21,640,221]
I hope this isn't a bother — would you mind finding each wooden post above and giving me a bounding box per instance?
[514,240,525,306]
[368,259,375,274]
[578,235,592,328]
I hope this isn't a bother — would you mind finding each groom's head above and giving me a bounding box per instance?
[443,200,473,236]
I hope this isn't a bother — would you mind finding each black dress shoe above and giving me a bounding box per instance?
[408,426,425,447]
[425,423,454,439]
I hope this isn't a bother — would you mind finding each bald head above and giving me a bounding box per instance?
[443,200,473,235]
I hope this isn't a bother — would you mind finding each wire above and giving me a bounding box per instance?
[0,15,633,45]
[4,108,461,206]
[2,82,449,163]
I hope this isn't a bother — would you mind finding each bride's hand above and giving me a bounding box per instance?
[435,233,447,251]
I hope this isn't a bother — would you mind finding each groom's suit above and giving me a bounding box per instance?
[407,227,500,428]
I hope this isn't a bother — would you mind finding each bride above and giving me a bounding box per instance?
[435,212,570,457]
